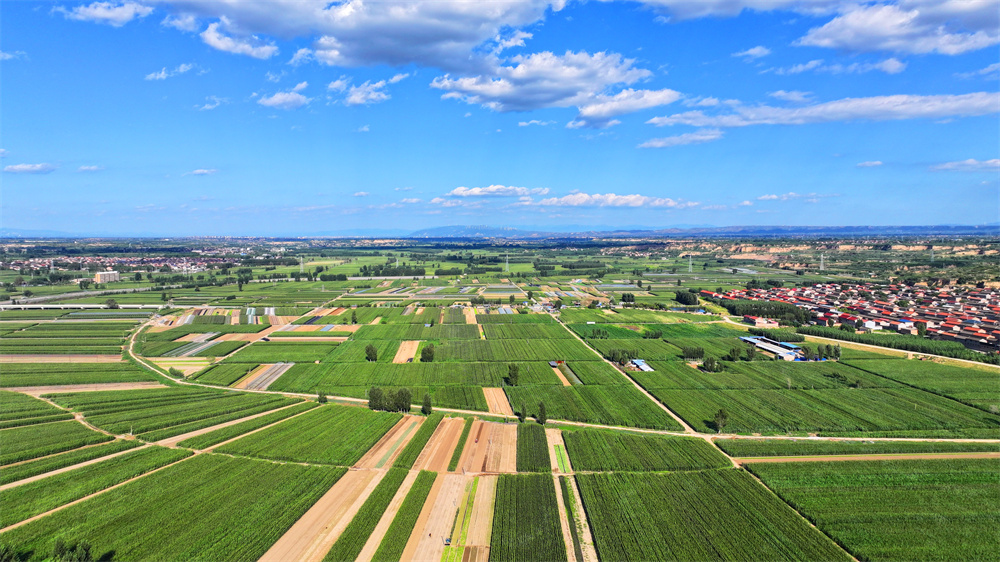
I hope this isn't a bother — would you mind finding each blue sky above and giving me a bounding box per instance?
[2,0,998,236]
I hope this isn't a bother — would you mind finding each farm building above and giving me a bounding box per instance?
[743,315,779,328]
[630,359,655,372]
[94,270,121,283]
[739,336,800,361]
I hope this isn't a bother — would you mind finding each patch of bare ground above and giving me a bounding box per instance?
[354,415,423,469]
[356,470,420,562]
[394,340,421,363]
[482,388,514,417]
[413,417,465,472]
[402,473,465,562]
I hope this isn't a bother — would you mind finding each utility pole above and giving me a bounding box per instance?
[820,253,825,271]
[299,256,304,274]
[505,252,509,273]
[688,255,692,273]
[930,247,935,263]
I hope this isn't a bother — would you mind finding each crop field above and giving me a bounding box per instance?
[371,470,437,562]
[0,321,135,355]
[0,391,74,428]
[0,363,156,387]
[505,385,682,429]
[475,313,555,324]
[2,420,113,465]
[393,413,443,469]
[748,459,1000,561]
[587,338,683,360]
[48,387,298,440]
[843,359,1000,411]
[270,361,559,389]
[562,429,730,472]
[490,474,567,562]
[651,387,1000,435]
[577,469,850,561]
[189,363,256,386]
[1,454,346,562]
[215,404,401,465]
[716,437,1000,457]
[176,401,317,449]
[0,439,142,486]
[482,324,573,339]
[323,467,409,562]
[324,339,401,362]
[635,360,897,391]
[560,308,715,324]
[435,339,596,362]
[515,423,550,472]
[224,342,339,363]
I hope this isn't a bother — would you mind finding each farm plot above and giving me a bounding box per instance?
[215,404,401,466]
[0,338,124,355]
[562,429,730,472]
[393,340,420,363]
[0,445,192,528]
[0,363,156,387]
[587,338,682,361]
[475,314,555,324]
[1,420,113,465]
[412,416,466,472]
[271,361,559,390]
[435,339,597,362]
[0,390,73,428]
[747,459,1000,561]
[371,470,438,562]
[393,414,443,469]
[843,359,1000,411]
[577,469,850,561]
[651,387,1000,435]
[454,421,518,474]
[516,423,550,473]
[1,454,345,562]
[324,339,401,362]
[0,439,142,486]
[177,401,318,450]
[323,467,409,562]
[563,361,628,385]
[189,363,257,386]
[298,384,489,412]
[483,324,574,339]
[225,342,339,363]
[48,387,298,440]
[354,323,480,340]
[561,309,716,324]
[504,385,682,430]
[490,474,567,562]
[716,437,1000,457]
[636,360,898,391]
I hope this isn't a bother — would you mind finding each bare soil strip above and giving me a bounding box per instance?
[457,422,517,474]
[6,382,167,396]
[553,475,577,562]
[464,308,477,324]
[466,475,496,547]
[482,388,514,417]
[394,340,421,364]
[405,473,466,562]
[0,443,151,492]
[356,470,420,562]
[369,317,381,325]
[232,364,271,389]
[551,366,572,387]
[478,325,486,339]
[0,355,123,363]
[413,417,465,473]
[736,451,1000,464]
[546,428,572,474]
[244,363,294,391]
[566,475,599,562]
[260,469,385,562]
[354,415,423,469]
[156,401,304,448]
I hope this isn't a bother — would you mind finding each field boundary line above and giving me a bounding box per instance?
[157,400,306,447]
[0,443,152,491]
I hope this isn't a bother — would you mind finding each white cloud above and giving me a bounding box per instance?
[518,120,555,126]
[429,197,463,208]
[495,30,533,53]
[446,185,549,197]
[78,165,104,172]
[265,71,284,82]
[757,194,779,200]
[630,1,846,20]
[648,92,999,128]
[957,62,1000,79]
[388,73,410,84]
[258,90,310,110]
[0,51,27,60]
[327,76,350,92]
[201,19,278,59]
[683,97,720,107]
[772,57,906,75]
[857,160,883,167]
[797,3,1000,55]
[4,163,56,174]
[400,198,422,204]
[432,50,652,113]
[0,149,7,158]
[569,88,682,128]
[345,80,389,105]
[756,191,837,201]
[353,191,369,197]
[292,81,308,92]
[196,96,227,110]
[56,1,153,27]
[768,90,813,103]
[638,128,724,148]
[144,63,194,80]
[357,125,370,132]
[186,168,218,175]
[538,192,697,208]
[737,200,753,206]
[931,158,1000,171]
[733,45,771,59]
[162,13,199,32]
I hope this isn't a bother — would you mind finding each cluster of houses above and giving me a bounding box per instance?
[705,282,1000,351]
[2,255,233,277]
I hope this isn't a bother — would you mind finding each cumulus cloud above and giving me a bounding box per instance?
[327,76,350,92]
[357,125,370,132]
[186,168,218,175]
[345,80,390,105]
[756,191,837,201]
[78,165,104,172]
[538,192,697,208]
[518,120,555,126]
[638,128,724,148]
[201,19,278,59]
[144,63,194,80]
[432,51,652,113]
[400,198,422,204]
[569,88,682,128]
[772,57,906,75]
[0,51,27,60]
[292,81,308,92]
[56,1,153,27]
[388,73,410,84]
[733,45,771,59]
[956,62,1000,79]
[162,13,199,32]
[768,90,813,103]
[931,158,1000,171]
[797,3,999,55]
[857,160,883,167]
[4,163,56,174]
[196,96,226,110]
[258,83,310,110]
[353,191,369,197]
[446,185,549,197]
[737,200,753,206]
[647,92,999,128]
